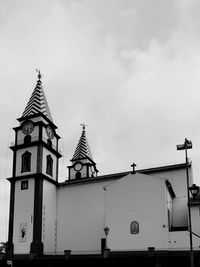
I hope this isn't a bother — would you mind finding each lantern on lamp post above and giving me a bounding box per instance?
[189,184,199,200]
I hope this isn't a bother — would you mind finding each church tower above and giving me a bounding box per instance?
[68,124,98,180]
[7,71,61,256]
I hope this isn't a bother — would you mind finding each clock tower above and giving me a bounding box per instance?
[68,124,98,180]
[7,72,61,256]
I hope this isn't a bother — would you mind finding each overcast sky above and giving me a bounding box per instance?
[1,0,200,241]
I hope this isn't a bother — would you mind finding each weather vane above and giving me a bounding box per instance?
[80,123,88,131]
[36,68,43,80]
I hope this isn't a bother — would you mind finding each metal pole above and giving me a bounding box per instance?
[185,138,194,267]
[105,234,108,249]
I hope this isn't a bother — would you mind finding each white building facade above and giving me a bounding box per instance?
[6,73,200,257]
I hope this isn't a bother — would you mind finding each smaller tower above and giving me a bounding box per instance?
[68,124,98,180]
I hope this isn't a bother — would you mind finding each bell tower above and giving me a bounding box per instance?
[68,124,98,180]
[7,71,61,256]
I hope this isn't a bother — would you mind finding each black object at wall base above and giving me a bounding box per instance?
[30,241,43,256]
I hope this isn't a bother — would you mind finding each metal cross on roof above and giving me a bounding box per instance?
[131,163,137,173]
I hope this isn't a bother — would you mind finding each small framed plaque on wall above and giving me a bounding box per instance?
[130,221,139,234]
[19,223,27,242]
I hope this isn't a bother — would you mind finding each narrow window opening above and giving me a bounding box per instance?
[46,155,53,176]
[24,135,31,144]
[21,151,31,173]
[76,172,81,179]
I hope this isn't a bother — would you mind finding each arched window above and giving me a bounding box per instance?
[46,155,53,176]
[24,135,31,145]
[21,151,31,173]
[47,139,52,148]
[130,221,139,234]
[75,172,81,179]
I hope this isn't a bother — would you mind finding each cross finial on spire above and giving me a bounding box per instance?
[80,123,87,131]
[36,68,43,81]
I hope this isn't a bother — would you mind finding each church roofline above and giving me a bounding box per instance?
[60,162,187,187]
[138,162,190,174]
[59,172,127,187]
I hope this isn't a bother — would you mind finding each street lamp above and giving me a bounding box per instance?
[177,138,194,267]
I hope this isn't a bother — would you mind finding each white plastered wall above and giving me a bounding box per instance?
[13,179,34,254]
[105,173,169,251]
[56,170,194,254]
[56,181,108,254]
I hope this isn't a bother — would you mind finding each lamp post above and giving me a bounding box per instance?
[177,138,193,267]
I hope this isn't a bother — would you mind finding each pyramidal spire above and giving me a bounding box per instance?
[72,123,93,161]
[22,70,53,121]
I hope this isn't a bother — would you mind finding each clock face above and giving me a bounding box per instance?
[22,121,34,135]
[46,126,54,139]
[74,162,83,171]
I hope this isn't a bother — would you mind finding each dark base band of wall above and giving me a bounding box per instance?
[2,251,200,267]
[6,242,14,258]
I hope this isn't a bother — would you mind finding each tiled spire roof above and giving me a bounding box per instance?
[22,71,53,121]
[72,124,93,161]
